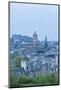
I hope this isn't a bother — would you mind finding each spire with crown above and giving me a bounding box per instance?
[32,31,38,46]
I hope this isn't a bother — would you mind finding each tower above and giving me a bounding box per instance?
[32,32,38,46]
[44,36,48,49]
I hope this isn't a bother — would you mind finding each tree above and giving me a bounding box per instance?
[14,56,29,67]
[14,56,24,67]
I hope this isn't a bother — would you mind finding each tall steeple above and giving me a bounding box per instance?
[44,36,48,49]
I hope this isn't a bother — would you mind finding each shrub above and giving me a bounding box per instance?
[9,73,58,87]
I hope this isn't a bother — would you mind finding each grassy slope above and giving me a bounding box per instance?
[9,73,59,88]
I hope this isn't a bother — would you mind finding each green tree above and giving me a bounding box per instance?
[14,56,29,67]
[14,56,24,67]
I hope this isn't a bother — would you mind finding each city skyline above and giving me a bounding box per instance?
[10,3,58,41]
[11,32,58,42]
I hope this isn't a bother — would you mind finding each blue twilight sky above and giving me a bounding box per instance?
[10,3,58,41]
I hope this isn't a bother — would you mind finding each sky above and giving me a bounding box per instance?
[10,3,58,41]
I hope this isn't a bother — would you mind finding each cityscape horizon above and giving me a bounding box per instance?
[10,33,58,42]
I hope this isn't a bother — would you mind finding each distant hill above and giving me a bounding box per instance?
[10,34,40,44]
[21,35,33,43]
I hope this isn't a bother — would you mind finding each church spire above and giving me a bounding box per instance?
[44,36,48,49]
